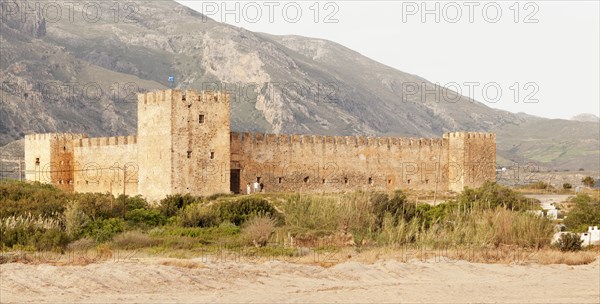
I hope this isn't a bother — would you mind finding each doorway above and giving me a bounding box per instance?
[230,169,241,194]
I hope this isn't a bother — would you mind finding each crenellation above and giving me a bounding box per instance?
[254,132,265,143]
[334,136,345,145]
[313,135,323,144]
[241,132,252,144]
[324,136,334,145]
[278,134,290,145]
[291,134,301,144]
[267,134,278,144]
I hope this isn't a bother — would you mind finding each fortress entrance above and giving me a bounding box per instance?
[230,169,241,194]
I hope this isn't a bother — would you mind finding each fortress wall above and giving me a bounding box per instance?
[230,132,450,193]
[24,133,87,192]
[73,136,139,196]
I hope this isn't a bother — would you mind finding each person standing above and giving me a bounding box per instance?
[246,183,251,195]
[253,181,259,193]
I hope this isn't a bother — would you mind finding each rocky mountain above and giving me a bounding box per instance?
[0,0,598,170]
[571,113,600,123]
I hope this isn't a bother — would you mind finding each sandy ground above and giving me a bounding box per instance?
[1,257,599,303]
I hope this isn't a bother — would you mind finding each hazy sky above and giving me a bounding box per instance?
[177,1,600,120]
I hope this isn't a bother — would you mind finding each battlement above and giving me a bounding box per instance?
[443,132,496,139]
[25,133,88,141]
[230,132,449,148]
[137,89,230,105]
[74,136,137,148]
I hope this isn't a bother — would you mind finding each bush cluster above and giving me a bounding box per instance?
[564,194,600,232]
[459,181,534,211]
[555,233,583,252]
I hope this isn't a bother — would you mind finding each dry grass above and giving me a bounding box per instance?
[287,246,599,267]
[160,259,205,269]
[242,216,277,247]
[112,231,160,249]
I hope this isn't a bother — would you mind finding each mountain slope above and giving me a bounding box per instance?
[0,0,597,170]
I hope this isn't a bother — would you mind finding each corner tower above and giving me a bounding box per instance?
[137,89,231,201]
[24,133,87,191]
[445,132,496,192]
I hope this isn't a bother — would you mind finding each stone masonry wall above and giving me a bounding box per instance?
[24,133,87,192]
[230,132,451,194]
[171,90,231,197]
[137,90,174,201]
[73,136,138,196]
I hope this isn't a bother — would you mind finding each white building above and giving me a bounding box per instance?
[580,226,600,246]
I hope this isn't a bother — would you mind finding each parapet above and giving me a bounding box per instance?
[138,89,173,105]
[138,89,230,105]
[231,132,453,149]
[74,136,137,148]
[25,133,88,141]
[443,132,496,139]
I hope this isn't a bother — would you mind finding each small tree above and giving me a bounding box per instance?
[582,176,595,187]
[563,183,572,190]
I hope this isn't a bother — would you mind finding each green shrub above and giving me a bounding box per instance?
[177,203,218,227]
[526,181,554,190]
[125,208,166,227]
[83,218,125,242]
[564,194,600,232]
[582,176,595,187]
[75,193,122,220]
[563,183,573,190]
[118,195,149,210]
[64,200,89,238]
[0,180,67,218]
[556,233,583,252]
[213,197,282,226]
[459,182,533,211]
[0,214,68,250]
[159,194,200,217]
[372,191,413,228]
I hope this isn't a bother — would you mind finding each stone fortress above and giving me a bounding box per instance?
[25,89,496,201]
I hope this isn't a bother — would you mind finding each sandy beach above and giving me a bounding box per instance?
[1,257,599,303]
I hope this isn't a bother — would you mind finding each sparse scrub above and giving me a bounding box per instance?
[0,180,592,265]
[112,231,160,249]
[582,176,595,187]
